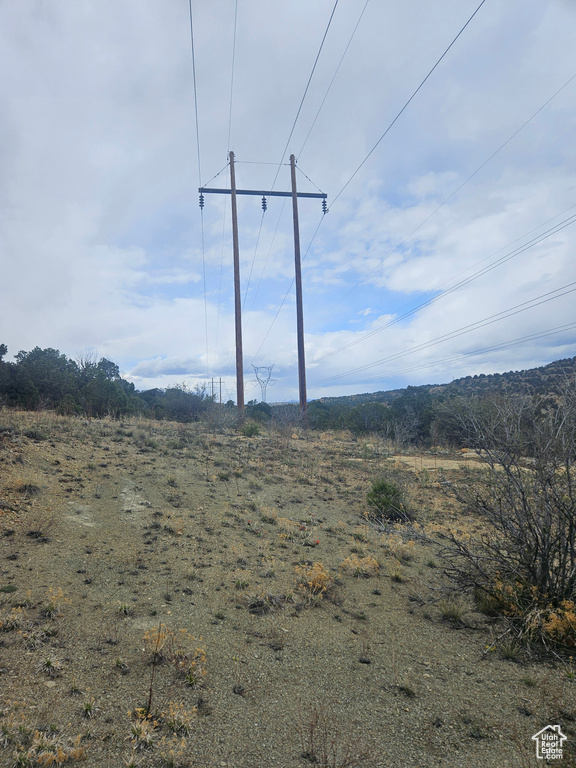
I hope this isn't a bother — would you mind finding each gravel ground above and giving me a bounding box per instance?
[0,411,574,767]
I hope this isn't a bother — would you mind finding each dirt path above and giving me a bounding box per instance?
[0,413,573,767]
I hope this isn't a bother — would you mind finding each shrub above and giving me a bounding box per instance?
[366,479,411,523]
[440,387,576,648]
[42,587,70,619]
[438,597,468,624]
[295,562,333,600]
[296,703,373,768]
[160,702,197,735]
[241,421,260,437]
[128,709,157,751]
[339,555,380,578]
[143,624,206,679]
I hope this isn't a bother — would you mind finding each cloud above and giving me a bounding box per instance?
[0,1,575,403]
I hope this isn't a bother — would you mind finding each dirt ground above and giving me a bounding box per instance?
[0,411,574,767]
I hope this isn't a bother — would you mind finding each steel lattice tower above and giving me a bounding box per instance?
[252,365,274,403]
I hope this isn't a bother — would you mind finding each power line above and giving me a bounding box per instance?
[267,0,492,351]
[329,321,576,389]
[243,1,341,318]
[272,0,340,189]
[243,167,326,315]
[188,0,209,378]
[250,212,326,365]
[242,208,267,312]
[247,195,290,315]
[216,3,239,360]
[311,71,576,327]
[298,0,371,159]
[315,280,576,384]
[314,208,576,364]
[331,0,488,207]
[215,163,229,350]
[188,0,202,185]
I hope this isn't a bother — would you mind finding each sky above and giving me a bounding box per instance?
[1,0,575,404]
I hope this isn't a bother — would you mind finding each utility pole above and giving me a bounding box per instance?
[199,156,326,419]
[290,154,307,418]
[229,151,245,416]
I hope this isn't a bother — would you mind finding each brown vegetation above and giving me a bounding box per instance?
[0,409,575,766]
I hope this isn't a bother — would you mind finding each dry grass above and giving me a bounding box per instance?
[0,409,574,767]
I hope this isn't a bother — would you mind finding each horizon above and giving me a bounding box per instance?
[1,2,575,404]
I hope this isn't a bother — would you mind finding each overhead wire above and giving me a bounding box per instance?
[338,322,576,388]
[222,1,240,382]
[249,0,488,368]
[330,0,488,208]
[202,159,231,349]
[298,0,371,160]
[250,213,327,365]
[245,167,326,315]
[314,280,576,384]
[187,0,210,379]
[311,69,576,327]
[227,0,238,152]
[193,3,575,398]
[242,208,266,312]
[250,201,576,370]
[321,321,576,389]
[243,1,341,353]
[203,161,232,352]
[247,195,290,315]
[270,0,340,190]
[314,207,576,363]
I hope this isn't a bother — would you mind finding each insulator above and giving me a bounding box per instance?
[261,196,267,212]
[322,198,328,215]
[199,193,205,210]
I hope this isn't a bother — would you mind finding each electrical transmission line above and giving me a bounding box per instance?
[249,213,326,366]
[227,0,238,152]
[315,280,576,385]
[314,207,576,364]
[330,0,488,207]
[335,321,576,389]
[252,202,576,371]
[252,364,275,402]
[250,0,489,365]
[310,69,576,328]
[298,0,371,160]
[271,0,340,190]
[242,1,340,327]
[188,0,209,379]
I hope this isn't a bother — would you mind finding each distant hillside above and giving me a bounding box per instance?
[314,356,576,408]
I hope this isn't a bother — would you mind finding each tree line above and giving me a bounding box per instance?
[1,344,571,450]
[0,345,213,421]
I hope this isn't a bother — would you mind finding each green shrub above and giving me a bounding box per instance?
[241,422,260,438]
[366,479,410,523]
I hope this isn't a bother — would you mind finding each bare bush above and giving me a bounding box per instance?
[296,703,374,768]
[440,383,576,647]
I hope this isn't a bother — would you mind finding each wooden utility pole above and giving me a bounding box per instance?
[199,156,326,418]
[229,151,245,416]
[290,154,307,417]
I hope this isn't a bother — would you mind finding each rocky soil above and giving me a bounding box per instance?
[0,410,574,767]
